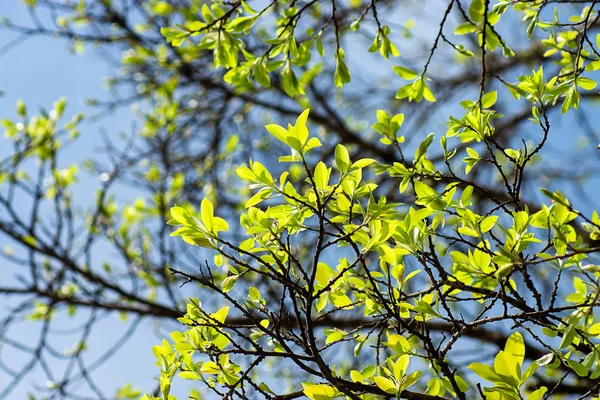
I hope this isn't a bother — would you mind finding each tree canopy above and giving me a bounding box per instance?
[2,0,600,399]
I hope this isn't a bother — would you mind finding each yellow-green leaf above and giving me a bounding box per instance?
[374,376,397,394]
[303,384,338,400]
[201,198,214,231]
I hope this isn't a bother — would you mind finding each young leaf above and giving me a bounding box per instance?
[201,198,214,232]
[374,376,397,394]
[335,144,351,173]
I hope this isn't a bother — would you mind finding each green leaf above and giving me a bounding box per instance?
[455,44,474,57]
[559,324,576,349]
[304,137,322,153]
[335,144,351,173]
[469,0,485,22]
[313,162,330,191]
[528,387,547,400]
[265,124,289,145]
[221,275,239,293]
[281,63,303,96]
[201,198,214,232]
[16,100,26,117]
[315,262,334,286]
[393,66,418,80]
[386,334,411,353]
[504,331,525,366]
[480,215,497,233]
[588,322,600,336]
[352,158,376,169]
[400,370,422,391]
[178,371,199,380]
[481,91,497,108]
[201,361,220,374]
[393,354,409,380]
[396,83,412,99]
[568,359,589,377]
[493,351,520,383]
[576,77,597,90]
[254,59,271,88]
[241,0,257,14]
[455,22,475,35]
[334,50,351,87]
[245,189,271,208]
[422,79,437,102]
[573,276,587,295]
[414,181,437,199]
[152,1,173,16]
[201,4,214,23]
[303,384,338,399]
[374,376,397,394]
[296,109,310,129]
[495,264,514,280]
[248,286,261,301]
[350,370,364,383]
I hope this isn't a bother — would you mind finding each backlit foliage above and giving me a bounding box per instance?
[2,0,600,399]
[147,1,600,399]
